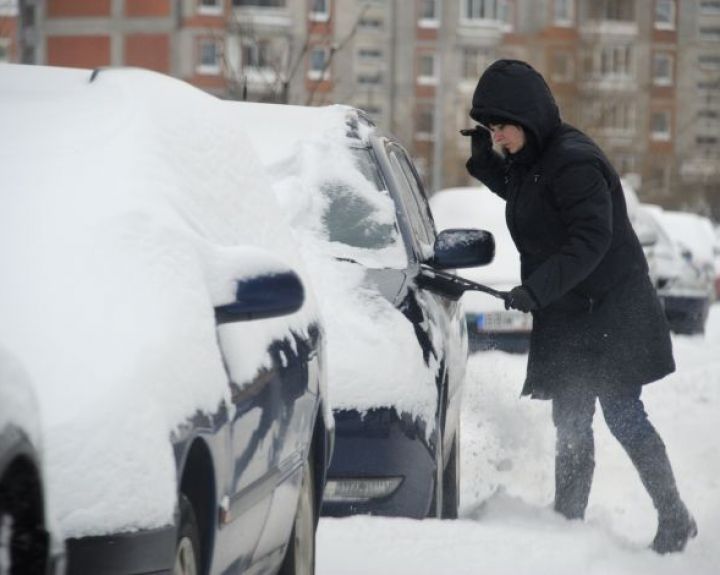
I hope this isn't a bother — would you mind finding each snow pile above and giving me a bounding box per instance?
[0,65,319,537]
[430,186,521,313]
[230,102,438,425]
[317,305,720,573]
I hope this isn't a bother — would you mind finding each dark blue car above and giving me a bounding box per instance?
[236,104,495,519]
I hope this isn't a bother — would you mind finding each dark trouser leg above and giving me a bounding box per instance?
[599,386,696,552]
[552,386,596,520]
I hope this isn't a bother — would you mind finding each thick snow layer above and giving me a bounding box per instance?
[230,102,438,425]
[430,186,520,313]
[0,65,320,537]
[317,304,720,574]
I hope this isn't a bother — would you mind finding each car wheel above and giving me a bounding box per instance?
[279,454,315,575]
[174,494,201,575]
[441,429,460,519]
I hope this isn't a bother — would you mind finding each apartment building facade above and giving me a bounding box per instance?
[11,0,720,217]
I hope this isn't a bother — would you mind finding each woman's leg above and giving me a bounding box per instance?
[599,386,697,553]
[552,385,597,520]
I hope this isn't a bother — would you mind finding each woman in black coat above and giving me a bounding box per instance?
[466,59,696,554]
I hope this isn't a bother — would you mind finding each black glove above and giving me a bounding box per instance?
[504,286,538,313]
[468,126,493,164]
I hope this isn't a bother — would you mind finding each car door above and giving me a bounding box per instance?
[210,322,302,571]
[382,142,467,454]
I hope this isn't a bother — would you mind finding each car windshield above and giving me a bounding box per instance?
[319,148,407,267]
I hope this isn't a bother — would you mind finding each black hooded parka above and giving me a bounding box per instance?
[466,60,675,399]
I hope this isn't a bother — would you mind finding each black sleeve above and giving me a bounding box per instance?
[466,152,509,200]
[523,163,613,307]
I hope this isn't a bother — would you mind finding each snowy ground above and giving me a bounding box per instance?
[317,304,720,574]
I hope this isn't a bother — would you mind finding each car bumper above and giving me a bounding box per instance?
[321,408,435,518]
[66,524,176,575]
[661,295,710,333]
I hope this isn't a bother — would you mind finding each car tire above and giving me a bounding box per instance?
[279,454,316,575]
[441,430,460,519]
[174,494,201,575]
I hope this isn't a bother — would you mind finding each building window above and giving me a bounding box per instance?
[417,53,437,85]
[599,45,633,78]
[358,47,383,60]
[308,46,330,80]
[419,0,439,24]
[197,39,221,74]
[233,0,285,6]
[0,39,9,63]
[551,51,575,83]
[554,0,575,26]
[699,54,720,69]
[198,0,223,15]
[700,1,720,15]
[654,0,675,29]
[359,16,383,30]
[700,27,720,41]
[499,0,515,31]
[309,0,330,21]
[462,47,493,80]
[242,39,271,68]
[357,72,383,85]
[652,52,673,86]
[650,110,671,141]
[416,105,434,138]
[590,0,634,21]
[463,0,499,21]
[696,135,718,145]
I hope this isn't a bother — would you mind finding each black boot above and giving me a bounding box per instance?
[651,504,698,554]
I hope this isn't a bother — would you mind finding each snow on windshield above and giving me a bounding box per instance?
[0,65,320,537]
[230,102,438,427]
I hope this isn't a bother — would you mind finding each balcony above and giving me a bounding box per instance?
[231,6,293,32]
[580,20,638,38]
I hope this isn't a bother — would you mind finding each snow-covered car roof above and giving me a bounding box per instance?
[0,64,320,537]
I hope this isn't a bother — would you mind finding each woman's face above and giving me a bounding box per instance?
[489,123,526,155]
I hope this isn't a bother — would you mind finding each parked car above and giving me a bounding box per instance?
[634,204,713,335]
[0,65,332,575]
[430,187,531,353]
[714,225,720,300]
[0,348,65,575]
[232,103,495,518]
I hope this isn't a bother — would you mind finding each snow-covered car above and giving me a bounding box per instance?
[0,64,332,575]
[635,205,714,335]
[430,187,531,353]
[232,103,495,518]
[0,348,65,575]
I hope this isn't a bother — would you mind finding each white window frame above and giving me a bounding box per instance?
[652,52,674,86]
[308,46,330,80]
[309,0,330,22]
[418,0,440,28]
[554,0,574,26]
[198,0,223,16]
[417,53,437,86]
[650,110,672,141]
[461,0,499,23]
[700,1,720,15]
[654,0,675,30]
[197,39,221,75]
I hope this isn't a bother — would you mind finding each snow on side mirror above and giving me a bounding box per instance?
[430,229,495,270]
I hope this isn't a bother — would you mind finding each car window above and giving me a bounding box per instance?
[387,146,436,257]
[319,147,408,268]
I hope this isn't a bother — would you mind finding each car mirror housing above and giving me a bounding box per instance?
[430,229,495,270]
[215,271,305,324]
[637,226,658,248]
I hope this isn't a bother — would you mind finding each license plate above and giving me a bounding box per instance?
[475,311,532,333]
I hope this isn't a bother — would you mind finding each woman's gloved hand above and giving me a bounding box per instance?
[466,126,494,165]
[504,286,539,313]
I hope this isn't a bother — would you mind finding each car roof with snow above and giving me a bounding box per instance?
[0,64,321,537]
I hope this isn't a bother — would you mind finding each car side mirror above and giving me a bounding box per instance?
[637,226,658,247]
[215,271,305,325]
[430,229,495,270]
